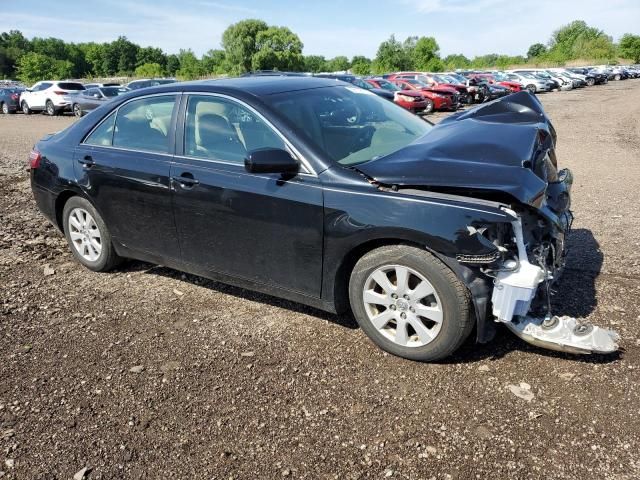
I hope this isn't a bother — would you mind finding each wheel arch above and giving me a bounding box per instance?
[54,188,96,233]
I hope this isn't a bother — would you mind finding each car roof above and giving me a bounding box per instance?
[137,76,342,96]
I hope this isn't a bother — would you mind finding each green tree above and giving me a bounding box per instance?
[411,36,439,70]
[166,54,180,76]
[0,30,31,78]
[442,54,470,70]
[135,62,164,78]
[372,35,412,73]
[16,52,73,84]
[137,46,166,69]
[176,49,204,79]
[350,55,371,75]
[303,55,327,73]
[619,33,640,63]
[326,56,350,72]
[548,20,613,61]
[201,49,228,74]
[221,19,269,74]
[251,26,304,71]
[527,43,547,59]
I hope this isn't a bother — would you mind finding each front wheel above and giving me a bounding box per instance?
[422,99,434,114]
[526,84,537,94]
[349,245,472,362]
[21,101,31,115]
[73,103,83,117]
[63,196,123,272]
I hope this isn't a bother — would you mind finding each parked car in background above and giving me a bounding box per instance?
[315,74,395,102]
[0,86,24,114]
[20,81,86,115]
[126,78,177,90]
[390,78,457,111]
[71,86,130,117]
[444,72,487,103]
[568,68,606,85]
[470,73,523,93]
[365,77,431,113]
[30,77,607,361]
[504,72,553,94]
[406,73,471,104]
[390,73,463,107]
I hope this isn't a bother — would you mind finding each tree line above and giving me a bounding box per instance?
[1,19,639,84]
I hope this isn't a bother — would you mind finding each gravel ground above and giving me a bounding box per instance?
[1,81,640,480]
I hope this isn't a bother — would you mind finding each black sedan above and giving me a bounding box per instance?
[29,77,585,361]
[0,86,24,114]
[71,86,129,117]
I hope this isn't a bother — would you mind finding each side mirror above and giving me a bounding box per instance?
[244,148,299,175]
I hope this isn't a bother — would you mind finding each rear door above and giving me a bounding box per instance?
[75,94,181,260]
[170,93,324,296]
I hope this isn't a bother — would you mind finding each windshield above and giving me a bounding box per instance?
[266,86,432,166]
[431,74,449,83]
[492,73,508,81]
[406,79,428,87]
[375,79,401,91]
[350,78,374,90]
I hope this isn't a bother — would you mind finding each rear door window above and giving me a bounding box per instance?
[113,95,176,153]
[58,82,85,90]
[85,112,116,146]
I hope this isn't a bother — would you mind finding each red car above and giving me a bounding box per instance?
[470,73,523,93]
[390,78,456,111]
[395,72,471,104]
[365,78,431,113]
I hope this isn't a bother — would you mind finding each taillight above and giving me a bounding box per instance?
[53,90,67,95]
[29,149,42,169]
[11,93,19,100]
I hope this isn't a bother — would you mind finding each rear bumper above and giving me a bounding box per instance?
[30,176,57,226]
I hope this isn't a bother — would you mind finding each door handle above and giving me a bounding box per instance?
[171,175,200,187]
[77,155,95,168]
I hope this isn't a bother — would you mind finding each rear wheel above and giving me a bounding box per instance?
[586,78,595,86]
[614,74,621,81]
[21,101,31,115]
[62,196,122,272]
[45,100,56,116]
[349,245,472,362]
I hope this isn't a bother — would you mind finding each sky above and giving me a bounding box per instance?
[4,0,640,59]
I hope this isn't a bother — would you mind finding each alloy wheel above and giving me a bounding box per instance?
[1,103,8,114]
[46,101,55,116]
[68,208,102,262]
[362,265,443,347]
[73,104,82,117]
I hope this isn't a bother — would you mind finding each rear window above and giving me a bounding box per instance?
[58,82,85,90]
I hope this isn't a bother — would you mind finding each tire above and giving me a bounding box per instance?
[349,245,472,362]
[45,100,57,116]
[21,101,31,115]
[614,74,621,81]
[62,196,123,272]
[423,99,434,114]
[586,78,595,87]
[0,102,8,114]
[73,103,83,117]
[526,84,537,94]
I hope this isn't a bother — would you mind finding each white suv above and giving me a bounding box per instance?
[20,81,85,115]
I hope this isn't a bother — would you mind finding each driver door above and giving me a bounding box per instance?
[171,94,324,297]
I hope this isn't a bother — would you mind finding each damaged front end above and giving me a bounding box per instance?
[359,91,619,355]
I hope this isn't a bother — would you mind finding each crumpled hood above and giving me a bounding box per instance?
[356,91,556,206]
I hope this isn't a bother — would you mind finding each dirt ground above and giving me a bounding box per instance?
[1,81,640,480]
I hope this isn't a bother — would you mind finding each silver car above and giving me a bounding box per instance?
[505,72,553,93]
